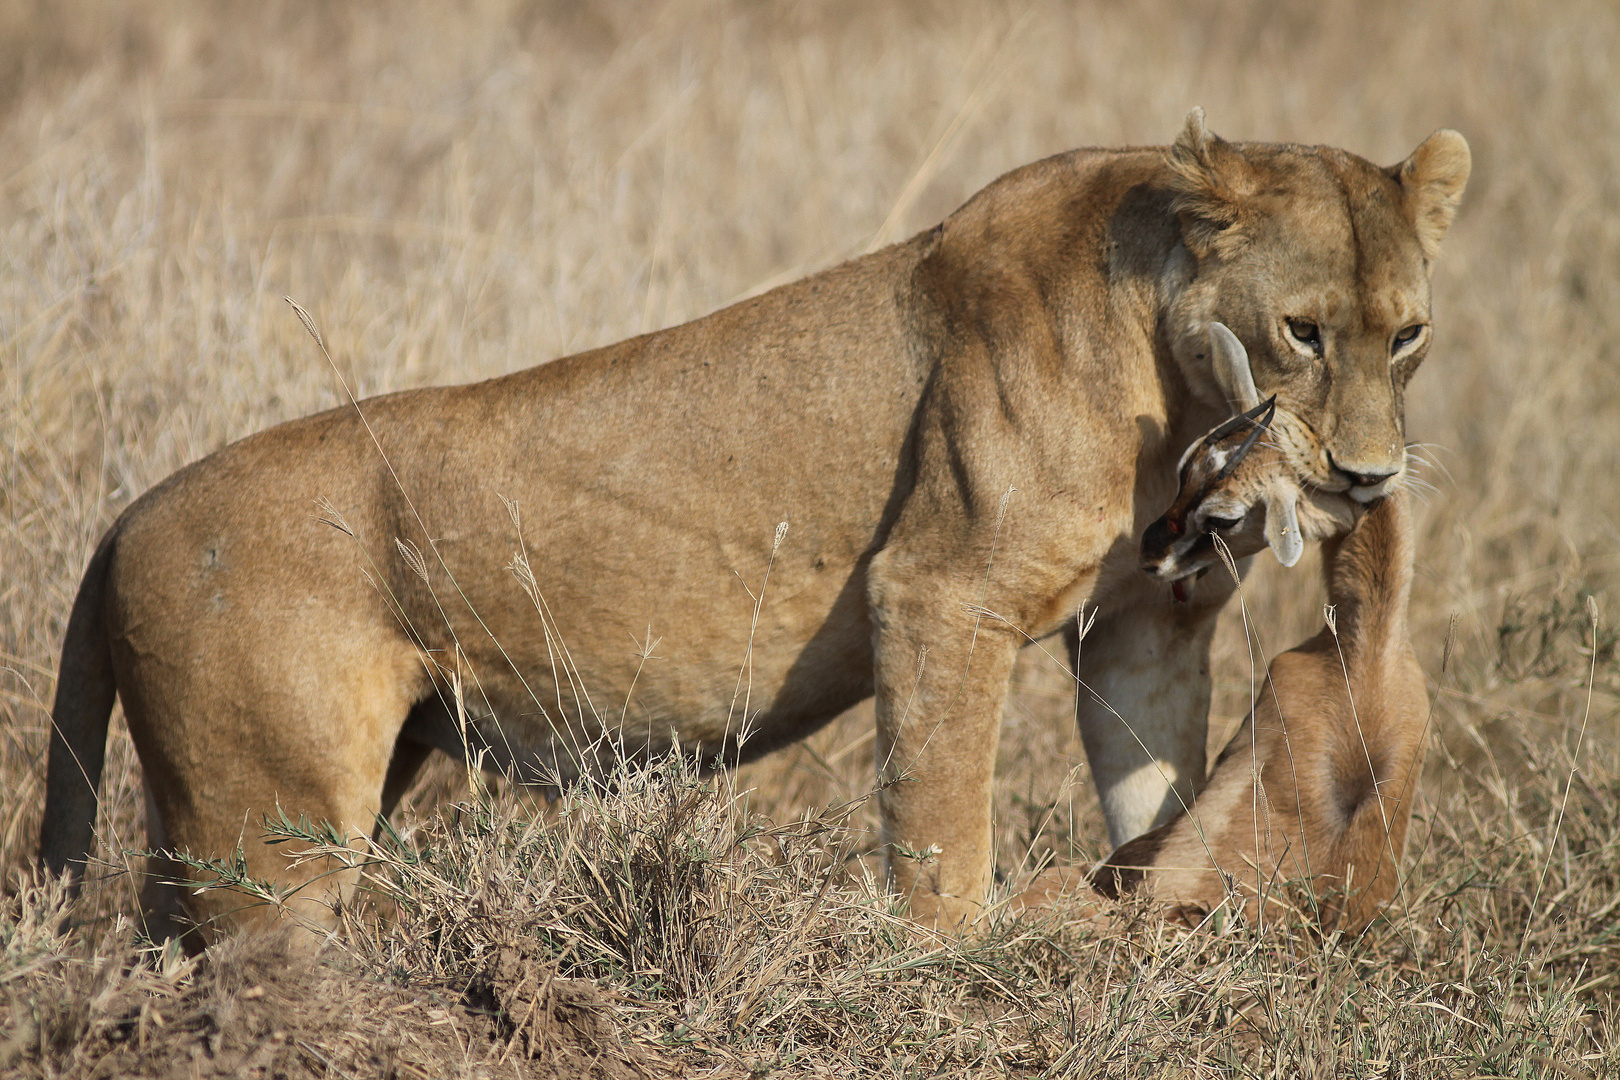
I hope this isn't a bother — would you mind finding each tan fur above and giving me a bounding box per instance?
[41,113,1467,941]
[1097,477,1428,934]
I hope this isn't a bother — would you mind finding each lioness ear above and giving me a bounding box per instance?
[1167,107,1257,258]
[1392,129,1471,260]
[1263,485,1305,568]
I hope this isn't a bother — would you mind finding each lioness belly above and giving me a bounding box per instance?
[402,548,880,786]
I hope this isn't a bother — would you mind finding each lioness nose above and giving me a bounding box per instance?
[1327,452,1397,489]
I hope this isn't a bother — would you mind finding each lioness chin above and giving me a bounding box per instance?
[42,110,1468,944]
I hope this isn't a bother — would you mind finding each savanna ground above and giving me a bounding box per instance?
[2,1,1618,1076]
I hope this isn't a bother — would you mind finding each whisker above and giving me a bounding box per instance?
[1403,442,1456,488]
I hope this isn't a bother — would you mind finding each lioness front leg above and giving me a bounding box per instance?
[869,563,1021,927]
[1072,568,1237,848]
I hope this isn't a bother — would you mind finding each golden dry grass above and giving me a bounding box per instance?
[2,1,1619,1075]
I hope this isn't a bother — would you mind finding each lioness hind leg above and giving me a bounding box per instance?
[116,629,428,946]
[135,782,195,948]
[1071,570,1235,848]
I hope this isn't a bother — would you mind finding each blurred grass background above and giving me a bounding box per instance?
[0,0,1616,994]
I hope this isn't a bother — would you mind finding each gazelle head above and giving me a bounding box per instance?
[1144,323,1360,598]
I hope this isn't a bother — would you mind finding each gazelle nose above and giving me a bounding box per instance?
[1327,452,1396,489]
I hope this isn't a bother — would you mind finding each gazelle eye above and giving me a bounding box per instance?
[1392,324,1425,352]
[1204,515,1242,532]
[1285,318,1322,354]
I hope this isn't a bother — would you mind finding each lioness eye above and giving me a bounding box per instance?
[1392,324,1425,351]
[1285,318,1322,353]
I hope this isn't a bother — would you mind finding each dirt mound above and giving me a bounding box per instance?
[467,936,657,1079]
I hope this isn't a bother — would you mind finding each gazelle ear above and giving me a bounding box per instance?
[1264,485,1304,568]
[1209,322,1261,411]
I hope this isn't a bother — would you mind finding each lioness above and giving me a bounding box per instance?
[42,111,1468,940]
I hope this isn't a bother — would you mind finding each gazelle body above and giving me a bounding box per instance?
[1099,490,1427,931]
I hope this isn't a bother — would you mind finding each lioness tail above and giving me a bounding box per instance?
[40,527,119,890]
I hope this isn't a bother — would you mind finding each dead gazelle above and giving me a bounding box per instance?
[1096,323,1429,932]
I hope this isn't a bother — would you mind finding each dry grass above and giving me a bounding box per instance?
[2,0,1618,1075]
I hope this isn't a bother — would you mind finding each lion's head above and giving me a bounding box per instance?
[1164,109,1471,503]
